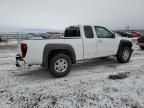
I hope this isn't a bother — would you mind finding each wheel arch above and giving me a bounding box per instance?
[117,39,133,54]
[42,44,76,67]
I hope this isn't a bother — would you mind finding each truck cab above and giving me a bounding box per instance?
[64,25,120,59]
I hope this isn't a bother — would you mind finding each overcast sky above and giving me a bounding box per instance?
[0,0,144,30]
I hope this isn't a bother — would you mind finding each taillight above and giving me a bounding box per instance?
[21,44,27,58]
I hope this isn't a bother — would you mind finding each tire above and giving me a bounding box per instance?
[116,46,132,63]
[139,46,144,50]
[49,53,72,77]
[99,57,108,60]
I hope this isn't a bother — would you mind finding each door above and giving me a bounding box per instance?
[94,26,118,57]
[83,26,97,59]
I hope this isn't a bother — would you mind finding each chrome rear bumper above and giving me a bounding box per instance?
[16,54,26,67]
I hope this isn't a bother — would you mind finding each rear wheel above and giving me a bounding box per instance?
[139,46,144,50]
[116,46,132,63]
[49,53,72,77]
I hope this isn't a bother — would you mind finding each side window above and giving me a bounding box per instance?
[95,26,113,38]
[64,27,80,37]
[84,26,94,38]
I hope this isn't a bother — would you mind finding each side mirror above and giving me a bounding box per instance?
[112,32,116,38]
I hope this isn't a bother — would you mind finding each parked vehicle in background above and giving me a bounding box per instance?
[115,31,141,45]
[16,25,133,77]
[114,31,133,38]
[115,31,141,38]
[131,32,141,38]
[0,36,2,41]
[137,35,144,50]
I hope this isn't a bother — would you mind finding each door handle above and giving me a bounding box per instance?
[98,40,103,43]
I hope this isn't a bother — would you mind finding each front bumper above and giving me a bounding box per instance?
[16,54,26,67]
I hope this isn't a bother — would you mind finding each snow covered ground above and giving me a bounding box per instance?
[0,45,144,108]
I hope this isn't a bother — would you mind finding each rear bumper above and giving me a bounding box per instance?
[16,54,26,67]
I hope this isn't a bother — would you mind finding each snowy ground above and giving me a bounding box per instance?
[0,45,144,108]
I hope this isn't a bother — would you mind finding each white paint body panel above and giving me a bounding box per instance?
[20,39,83,65]
[96,38,119,57]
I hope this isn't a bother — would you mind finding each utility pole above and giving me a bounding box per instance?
[126,25,130,32]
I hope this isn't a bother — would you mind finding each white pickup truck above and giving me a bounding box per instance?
[16,25,133,77]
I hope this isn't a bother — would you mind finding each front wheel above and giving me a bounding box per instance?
[49,53,72,77]
[116,46,132,63]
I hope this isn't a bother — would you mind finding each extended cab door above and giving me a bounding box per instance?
[83,26,97,59]
[94,26,118,57]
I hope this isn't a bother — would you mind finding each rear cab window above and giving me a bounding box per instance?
[64,26,80,38]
